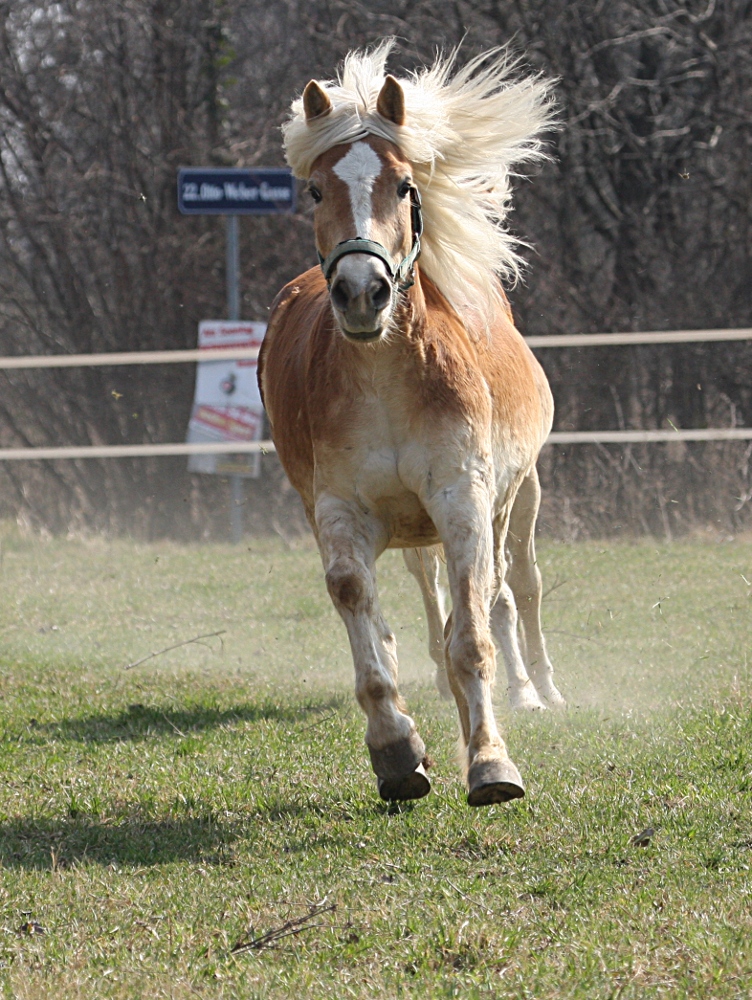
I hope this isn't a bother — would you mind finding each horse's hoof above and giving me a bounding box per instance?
[538,685,567,709]
[369,732,430,802]
[377,762,431,802]
[508,684,546,712]
[368,731,425,780]
[467,758,525,807]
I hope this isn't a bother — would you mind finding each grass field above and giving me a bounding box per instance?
[0,528,751,998]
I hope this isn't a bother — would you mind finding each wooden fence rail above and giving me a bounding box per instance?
[0,328,749,459]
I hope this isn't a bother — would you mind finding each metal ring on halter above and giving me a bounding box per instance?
[318,186,423,294]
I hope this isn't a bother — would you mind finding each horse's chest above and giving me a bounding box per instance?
[338,418,425,500]
[317,402,439,545]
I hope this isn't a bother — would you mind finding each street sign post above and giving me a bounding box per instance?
[178,166,296,541]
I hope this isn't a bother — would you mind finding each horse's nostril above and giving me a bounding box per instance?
[369,277,392,311]
[330,276,351,312]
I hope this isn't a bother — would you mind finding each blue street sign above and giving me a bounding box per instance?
[177,167,296,215]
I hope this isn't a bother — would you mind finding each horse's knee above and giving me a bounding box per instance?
[444,612,495,674]
[325,557,372,613]
[448,627,496,681]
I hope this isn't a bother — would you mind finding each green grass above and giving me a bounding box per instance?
[0,529,751,998]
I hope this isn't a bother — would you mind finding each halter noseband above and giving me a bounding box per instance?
[317,186,423,294]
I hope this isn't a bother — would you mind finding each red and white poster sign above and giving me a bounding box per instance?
[186,321,266,476]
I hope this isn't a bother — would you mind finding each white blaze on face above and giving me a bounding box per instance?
[333,142,383,238]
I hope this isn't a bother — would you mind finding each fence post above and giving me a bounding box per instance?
[226,215,244,544]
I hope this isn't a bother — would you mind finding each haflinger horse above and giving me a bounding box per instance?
[258,42,565,807]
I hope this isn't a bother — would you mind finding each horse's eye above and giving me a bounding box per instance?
[397,180,412,199]
[308,185,322,203]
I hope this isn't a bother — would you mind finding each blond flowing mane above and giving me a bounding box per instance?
[282,41,555,323]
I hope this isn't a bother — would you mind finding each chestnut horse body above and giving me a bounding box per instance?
[259,43,564,805]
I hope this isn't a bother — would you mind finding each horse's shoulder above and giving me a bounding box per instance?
[420,274,516,347]
[267,268,327,334]
[261,268,329,397]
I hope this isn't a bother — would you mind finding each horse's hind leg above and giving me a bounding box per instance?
[316,495,430,802]
[507,468,565,708]
[489,507,546,712]
[403,546,451,699]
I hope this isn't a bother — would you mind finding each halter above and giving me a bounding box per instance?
[318,186,423,294]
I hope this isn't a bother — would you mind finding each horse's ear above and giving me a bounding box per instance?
[303,80,332,122]
[376,75,406,126]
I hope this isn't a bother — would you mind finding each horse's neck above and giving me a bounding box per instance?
[410,269,515,344]
[394,271,477,348]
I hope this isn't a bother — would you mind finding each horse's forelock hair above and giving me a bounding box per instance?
[282,40,556,325]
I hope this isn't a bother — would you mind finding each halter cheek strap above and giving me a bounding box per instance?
[318,186,423,294]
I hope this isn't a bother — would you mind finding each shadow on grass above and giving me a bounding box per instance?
[23,696,346,745]
[258,787,424,827]
[0,813,242,870]
[1,793,398,870]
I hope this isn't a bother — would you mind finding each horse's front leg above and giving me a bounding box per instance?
[315,494,430,802]
[427,479,525,806]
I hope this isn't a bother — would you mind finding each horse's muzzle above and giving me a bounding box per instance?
[329,256,393,342]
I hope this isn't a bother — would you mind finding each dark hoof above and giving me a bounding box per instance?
[368,731,426,781]
[369,732,429,802]
[377,762,431,802]
[467,758,525,807]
